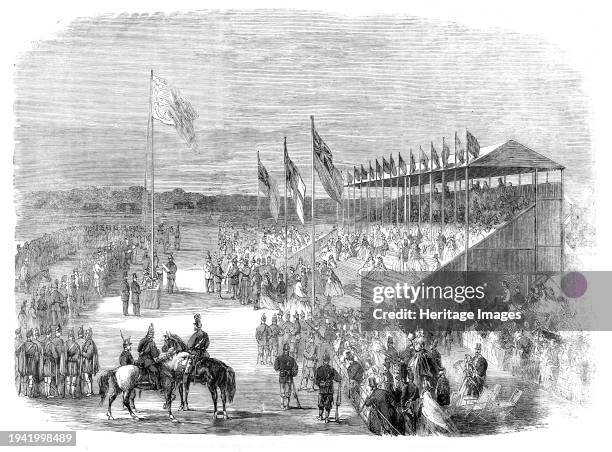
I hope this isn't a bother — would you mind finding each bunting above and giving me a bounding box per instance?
[466,130,480,159]
[431,142,440,169]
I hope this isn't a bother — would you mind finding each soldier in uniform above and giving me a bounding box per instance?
[165,255,177,294]
[467,343,488,397]
[291,313,302,359]
[251,266,262,308]
[346,350,364,401]
[64,327,81,398]
[51,324,66,398]
[31,328,43,397]
[131,273,141,317]
[41,326,61,398]
[17,329,40,397]
[120,271,130,316]
[315,353,341,422]
[81,328,99,396]
[184,314,210,381]
[136,323,161,389]
[50,281,62,327]
[280,312,293,354]
[255,313,270,365]
[435,368,450,406]
[120,336,135,366]
[274,343,299,410]
[400,368,421,435]
[299,332,318,391]
[268,314,281,365]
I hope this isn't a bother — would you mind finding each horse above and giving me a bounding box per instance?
[98,342,189,422]
[179,357,236,419]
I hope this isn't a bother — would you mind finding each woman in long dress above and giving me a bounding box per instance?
[325,268,344,299]
[259,273,279,310]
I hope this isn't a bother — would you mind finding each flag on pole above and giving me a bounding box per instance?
[369,161,375,180]
[347,170,353,185]
[431,142,441,169]
[361,164,368,180]
[455,131,465,164]
[382,157,392,175]
[285,143,306,224]
[466,130,480,159]
[398,153,407,175]
[419,146,429,171]
[376,159,383,179]
[389,154,397,176]
[409,150,417,174]
[151,75,199,151]
[312,127,344,203]
[258,157,280,222]
[354,166,360,183]
[442,138,451,168]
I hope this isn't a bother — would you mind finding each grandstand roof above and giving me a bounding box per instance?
[350,139,564,187]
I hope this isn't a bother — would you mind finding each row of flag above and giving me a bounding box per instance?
[258,124,344,224]
[345,131,480,185]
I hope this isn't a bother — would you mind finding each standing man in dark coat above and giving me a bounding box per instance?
[165,255,177,294]
[346,351,364,401]
[17,329,40,398]
[120,272,130,316]
[64,327,81,398]
[435,368,451,406]
[81,327,99,397]
[362,377,403,436]
[131,273,141,317]
[274,343,299,410]
[315,353,341,423]
[51,325,66,398]
[400,368,421,435]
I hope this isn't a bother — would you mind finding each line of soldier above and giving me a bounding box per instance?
[255,312,304,367]
[15,325,99,399]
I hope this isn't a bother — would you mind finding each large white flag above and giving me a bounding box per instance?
[151,75,199,151]
[284,141,306,224]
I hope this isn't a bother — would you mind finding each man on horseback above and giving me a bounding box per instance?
[136,323,162,390]
[183,314,210,383]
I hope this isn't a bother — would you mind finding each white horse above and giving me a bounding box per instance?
[98,346,190,422]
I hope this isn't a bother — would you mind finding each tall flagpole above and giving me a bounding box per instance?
[310,116,316,312]
[367,162,371,233]
[149,69,155,258]
[359,172,363,232]
[429,143,433,244]
[353,169,356,232]
[382,167,385,226]
[284,138,288,307]
[454,133,458,228]
[257,150,260,256]
[442,138,446,238]
[465,130,470,272]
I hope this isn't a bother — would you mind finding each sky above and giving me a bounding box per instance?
[13,10,592,201]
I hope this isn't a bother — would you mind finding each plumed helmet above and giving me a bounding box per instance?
[68,327,75,339]
[283,343,290,352]
[147,323,155,336]
[123,337,132,348]
[194,313,202,328]
[261,313,267,322]
[77,326,84,338]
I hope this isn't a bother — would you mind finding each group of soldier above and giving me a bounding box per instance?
[15,324,99,399]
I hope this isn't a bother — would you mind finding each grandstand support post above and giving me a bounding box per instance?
[534,169,538,273]
[442,169,445,237]
[359,179,363,232]
[408,175,411,231]
[381,174,385,226]
[353,173,357,233]
[429,170,433,244]
[560,168,564,272]
[464,165,469,272]
[366,174,370,234]
[396,173,399,226]
[418,174,422,232]
[310,115,316,312]
[403,175,407,225]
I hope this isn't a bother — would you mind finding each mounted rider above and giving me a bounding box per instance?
[136,323,161,390]
[184,314,210,381]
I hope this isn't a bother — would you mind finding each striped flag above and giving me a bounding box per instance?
[409,150,416,174]
[284,141,306,224]
[376,159,382,179]
[455,131,465,164]
[466,130,480,159]
[151,75,198,151]
[382,157,392,175]
[313,127,344,203]
[258,157,280,222]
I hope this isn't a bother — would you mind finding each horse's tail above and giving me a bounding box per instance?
[225,366,236,404]
[98,370,114,406]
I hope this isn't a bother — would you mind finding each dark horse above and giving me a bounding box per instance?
[163,333,237,419]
